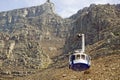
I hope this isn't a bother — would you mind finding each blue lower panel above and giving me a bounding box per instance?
[70,63,90,71]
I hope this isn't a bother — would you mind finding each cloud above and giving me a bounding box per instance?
[52,0,120,17]
[23,0,45,6]
[0,0,45,11]
[0,0,119,18]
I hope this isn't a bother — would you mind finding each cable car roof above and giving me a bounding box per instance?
[72,52,87,56]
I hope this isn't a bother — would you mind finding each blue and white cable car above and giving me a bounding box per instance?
[69,34,91,71]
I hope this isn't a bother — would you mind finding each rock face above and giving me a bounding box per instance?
[0,0,55,22]
[0,26,51,69]
[0,1,72,38]
[0,1,120,79]
[0,0,72,71]
[65,4,120,58]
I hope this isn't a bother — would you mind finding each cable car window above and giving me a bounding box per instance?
[71,55,75,61]
[86,56,90,61]
[89,56,90,60]
[76,55,80,59]
[81,55,85,60]
[86,56,88,60]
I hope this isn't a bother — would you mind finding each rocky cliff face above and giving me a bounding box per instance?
[0,1,55,26]
[65,4,120,58]
[0,1,120,79]
[0,1,72,72]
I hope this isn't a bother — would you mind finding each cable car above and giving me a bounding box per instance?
[69,34,91,71]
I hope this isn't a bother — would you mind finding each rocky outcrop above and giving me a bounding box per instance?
[0,0,72,38]
[0,0,55,19]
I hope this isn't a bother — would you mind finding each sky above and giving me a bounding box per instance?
[0,0,120,18]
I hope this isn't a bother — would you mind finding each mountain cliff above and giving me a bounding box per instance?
[0,1,120,80]
[65,4,120,58]
[0,0,72,74]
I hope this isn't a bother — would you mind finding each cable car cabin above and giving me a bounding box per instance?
[69,34,91,71]
[69,50,91,71]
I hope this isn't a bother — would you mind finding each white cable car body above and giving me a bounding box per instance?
[69,34,91,71]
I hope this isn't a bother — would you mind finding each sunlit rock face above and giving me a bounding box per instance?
[65,4,120,56]
[0,0,72,70]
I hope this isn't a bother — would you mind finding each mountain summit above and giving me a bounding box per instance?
[41,0,55,14]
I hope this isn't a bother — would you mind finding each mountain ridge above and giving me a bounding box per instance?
[0,1,120,80]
